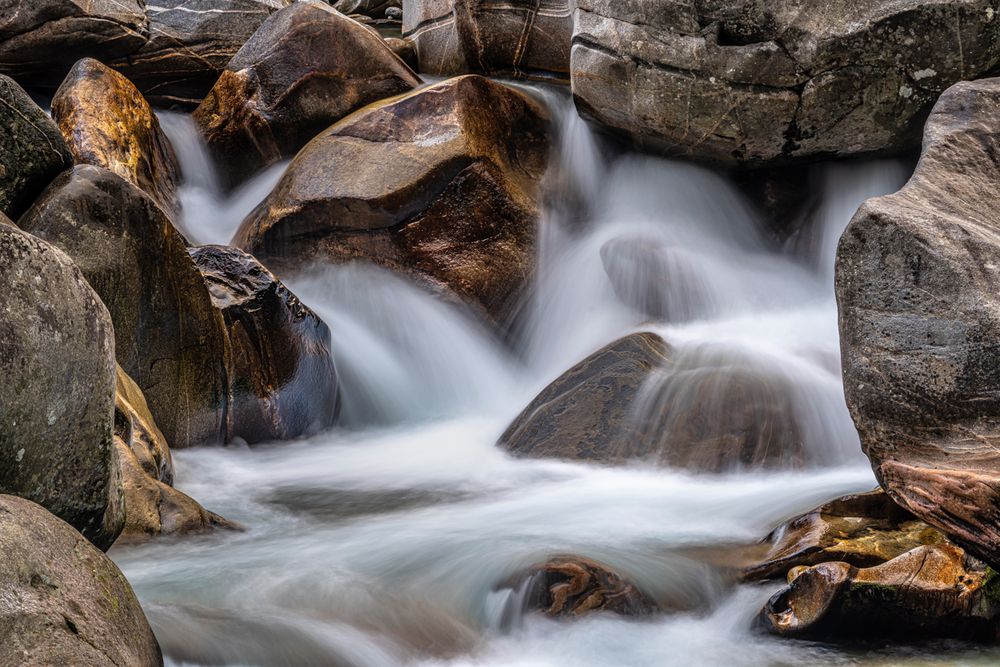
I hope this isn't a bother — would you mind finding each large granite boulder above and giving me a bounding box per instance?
[52,58,182,217]
[837,78,1000,567]
[0,495,162,666]
[0,75,73,218]
[190,245,340,444]
[19,166,229,450]
[0,0,148,88]
[0,220,123,550]
[235,75,549,323]
[113,0,292,109]
[193,0,421,188]
[571,0,1000,166]
[403,0,571,80]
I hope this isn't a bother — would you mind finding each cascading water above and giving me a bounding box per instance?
[110,90,994,667]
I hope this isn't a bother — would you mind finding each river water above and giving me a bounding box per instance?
[111,92,1000,666]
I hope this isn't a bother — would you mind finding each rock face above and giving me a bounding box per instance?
[193,0,421,188]
[0,0,148,88]
[0,495,162,667]
[500,334,805,470]
[113,0,292,109]
[235,75,549,322]
[571,0,1000,166]
[190,245,340,444]
[0,75,73,218]
[837,78,1000,567]
[403,0,571,80]
[761,543,1000,641]
[0,221,123,551]
[745,491,947,581]
[20,166,229,450]
[503,556,657,618]
[52,58,182,217]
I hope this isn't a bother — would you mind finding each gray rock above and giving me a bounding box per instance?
[0,220,122,550]
[571,0,1000,166]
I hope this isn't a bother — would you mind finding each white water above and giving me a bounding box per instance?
[111,92,998,666]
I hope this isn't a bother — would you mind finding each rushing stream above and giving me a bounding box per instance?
[107,90,1000,666]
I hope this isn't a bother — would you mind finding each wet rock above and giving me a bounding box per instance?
[0,0,148,89]
[113,0,293,109]
[403,0,571,80]
[20,165,229,449]
[52,58,182,217]
[0,75,73,218]
[190,245,340,444]
[0,495,162,666]
[193,0,421,188]
[837,77,1000,567]
[761,543,1000,641]
[503,555,657,618]
[0,221,123,551]
[744,491,947,581]
[571,0,1000,166]
[235,75,549,323]
[386,36,418,70]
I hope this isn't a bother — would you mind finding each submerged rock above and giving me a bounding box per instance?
[0,220,123,550]
[761,543,1000,641]
[20,166,229,449]
[235,75,549,323]
[571,0,1000,166]
[403,0,571,79]
[52,59,182,217]
[0,495,163,666]
[0,75,72,218]
[837,77,1000,566]
[744,491,947,581]
[113,0,293,109]
[193,0,421,188]
[190,245,340,444]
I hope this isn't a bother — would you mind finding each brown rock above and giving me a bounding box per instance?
[190,245,340,444]
[20,165,229,449]
[0,495,162,667]
[235,75,549,323]
[386,36,418,70]
[836,77,1000,566]
[193,0,421,188]
[0,220,123,550]
[52,58,182,217]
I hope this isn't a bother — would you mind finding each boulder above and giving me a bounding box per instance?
[0,494,162,667]
[744,491,947,581]
[193,0,421,188]
[0,75,72,218]
[0,0,148,88]
[19,165,229,449]
[113,0,293,109]
[52,58,182,217]
[403,0,571,80]
[836,77,1000,567]
[190,245,340,444]
[761,543,1000,641]
[571,0,1000,166]
[0,220,123,550]
[235,75,549,322]
[501,555,656,618]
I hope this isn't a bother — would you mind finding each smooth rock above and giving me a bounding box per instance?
[403,0,571,79]
[190,245,340,444]
[0,220,123,550]
[0,75,72,218]
[386,36,418,70]
[571,0,1000,166]
[193,0,421,188]
[837,77,1000,567]
[52,58,182,217]
[20,166,229,449]
[235,75,549,323]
